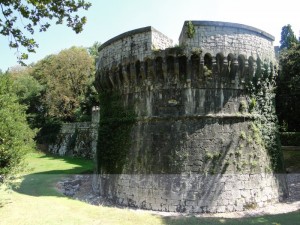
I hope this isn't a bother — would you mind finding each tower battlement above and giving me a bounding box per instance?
[96,21,275,94]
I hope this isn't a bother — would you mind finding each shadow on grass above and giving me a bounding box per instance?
[161,210,300,225]
[13,152,94,197]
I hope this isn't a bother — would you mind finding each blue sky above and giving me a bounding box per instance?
[1,0,299,71]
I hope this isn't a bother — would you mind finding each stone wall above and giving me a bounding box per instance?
[94,173,286,213]
[179,21,276,63]
[93,21,287,213]
[49,107,99,159]
[97,26,173,69]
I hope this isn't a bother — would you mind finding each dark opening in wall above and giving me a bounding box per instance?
[227,53,235,80]
[144,60,149,79]
[238,55,245,79]
[204,53,213,70]
[256,57,262,79]
[135,60,141,84]
[248,56,254,79]
[178,55,187,81]
[216,53,224,74]
[167,56,175,75]
[155,57,164,81]
[191,54,200,79]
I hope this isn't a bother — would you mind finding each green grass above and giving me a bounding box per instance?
[16,152,94,196]
[0,151,299,225]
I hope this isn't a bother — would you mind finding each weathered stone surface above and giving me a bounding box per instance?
[93,20,288,213]
[48,107,99,159]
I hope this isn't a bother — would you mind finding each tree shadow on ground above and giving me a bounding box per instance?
[13,153,93,197]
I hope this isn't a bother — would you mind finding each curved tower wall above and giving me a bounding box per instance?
[93,21,287,213]
[97,26,173,69]
[179,21,275,62]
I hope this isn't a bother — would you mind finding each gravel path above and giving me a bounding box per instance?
[56,173,300,218]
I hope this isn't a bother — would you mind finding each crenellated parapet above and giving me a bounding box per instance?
[96,21,276,94]
[96,49,269,93]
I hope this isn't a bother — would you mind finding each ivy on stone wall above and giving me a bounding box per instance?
[246,62,285,172]
[97,91,136,174]
[186,21,195,39]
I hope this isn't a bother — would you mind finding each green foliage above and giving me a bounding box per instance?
[97,91,136,174]
[166,44,186,56]
[186,21,195,39]
[35,117,62,144]
[280,132,300,146]
[87,41,101,62]
[203,65,212,77]
[249,98,256,112]
[279,24,299,50]
[0,0,91,64]
[12,73,44,127]
[276,42,300,131]
[240,131,246,140]
[75,82,99,122]
[0,75,36,180]
[239,101,248,113]
[31,46,94,122]
[13,74,43,105]
[246,62,284,172]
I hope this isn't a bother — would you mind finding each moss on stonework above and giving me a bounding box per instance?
[97,91,137,174]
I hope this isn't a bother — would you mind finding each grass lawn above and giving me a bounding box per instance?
[0,151,299,225]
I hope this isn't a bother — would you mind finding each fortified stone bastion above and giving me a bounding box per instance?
[93,21,288,213]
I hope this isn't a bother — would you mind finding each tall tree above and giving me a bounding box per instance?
[0,75,36,180]
[31,46,94,122]
[0,0,91,63]
[276,27,300,131]
[279,24,299,50]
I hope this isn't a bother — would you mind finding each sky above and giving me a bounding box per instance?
[0,0,299,72]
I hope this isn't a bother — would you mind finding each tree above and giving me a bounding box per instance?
[31,46,94,122]
[0,74,36,180]
[0,0,91,64]
[276,38,300,131]
[279,24,299,50]
[87,41,101,62]
[11,71,44,128]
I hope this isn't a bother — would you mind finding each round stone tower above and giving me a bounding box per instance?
[93,21,287,213]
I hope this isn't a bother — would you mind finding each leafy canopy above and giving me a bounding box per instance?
[0,0,91,64]
[31,46,94,122]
